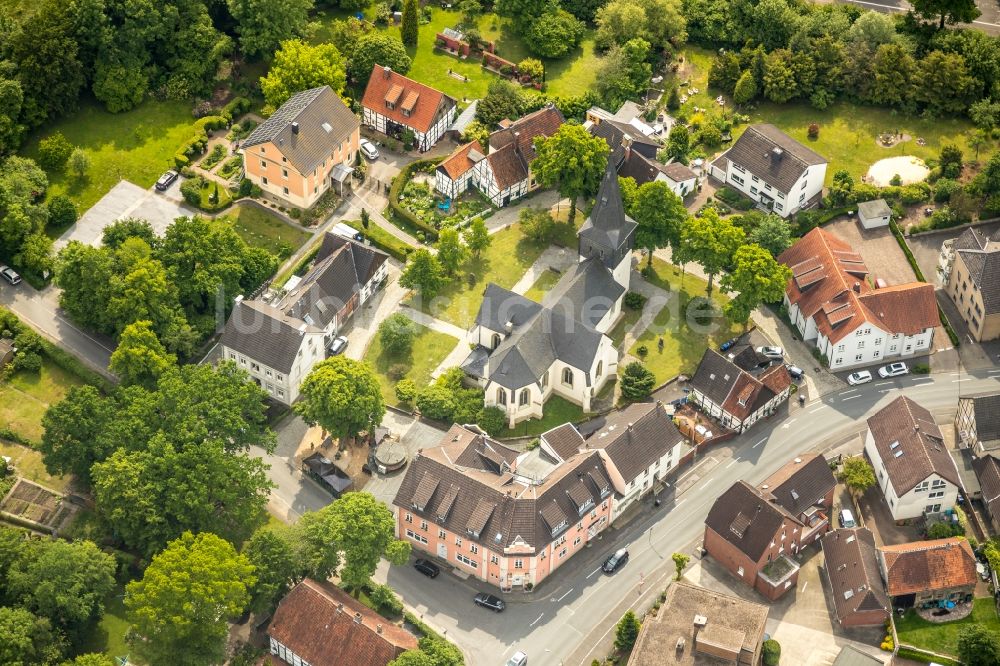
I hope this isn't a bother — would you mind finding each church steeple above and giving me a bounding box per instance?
[578,156,637,272]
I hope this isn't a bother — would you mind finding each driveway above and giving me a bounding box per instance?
[54,179,195,249]
[823,216,917,287]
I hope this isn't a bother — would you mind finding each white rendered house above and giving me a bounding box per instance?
[709,124,827,218]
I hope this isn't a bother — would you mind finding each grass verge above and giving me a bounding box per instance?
[895,598,1000,659]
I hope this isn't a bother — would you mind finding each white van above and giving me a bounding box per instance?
[839,509,856,528]
[332,223,363,242]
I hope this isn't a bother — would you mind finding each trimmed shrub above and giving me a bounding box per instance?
[623,291,646,310]
[388,159,444,241]
[221,97,251,123]
[180,178,202,205]
[38,132,74,171]
[476,406,507,436]
[762,639,781,666]
[395,379,418,403]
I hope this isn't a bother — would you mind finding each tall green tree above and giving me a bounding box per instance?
[227,0,314,57]
[0,607,64,665]
[868,43,915,108]
[401,0,419,46]
[526,9,586,58]
[594,0,686,50]
[957,624,1000,666]
[435,227,468,276]
[110,320,177,388]
[763,49,797,103]
[463,217,491,258]
[296,356,386,440]
[628,180,687,267]
[261,40,348,111]
[348,33,412,84]
[720,244,791,326]
[532,124,610,226]
[664,124,690,162]
[126,532,255,666]
[40,385,115,483]
[672,552,690,581]
[911,0,980,29]
[747,214,792,257]
[839,457,876,499]
[379,313,418,356]
[400,249,446,299]
[615,610,641,651]
[242,525,305,614]
[674,209,746,296]
[916,50,974,115]
[733,69,757,105]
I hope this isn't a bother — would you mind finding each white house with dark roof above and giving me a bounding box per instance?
[462,160,634,426]
[709,123,827,217]
[864,396,963,520]
[688,349,792,433]
[219,233,388,405]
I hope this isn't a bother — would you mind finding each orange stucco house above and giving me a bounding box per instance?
[241,86,360,209]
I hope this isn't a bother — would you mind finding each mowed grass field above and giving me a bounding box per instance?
[362,321,457,406]
[225,203,313,257]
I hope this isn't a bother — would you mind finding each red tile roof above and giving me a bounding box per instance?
[778,228,937,343]
[485,106,564,190]
[438,140,484,180]
[361,65,456,133]
[880,538,977,597]
[267,579,417,666]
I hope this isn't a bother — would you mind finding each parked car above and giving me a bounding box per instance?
[847,370,872,386]
[414,559,440,579]
[506,651,528,666]
[878,362,908,378]
[327,336,349,356]
[360,138,380,160]
[719,337,739,352]
[474,592,505,612]
[155,170,179,191]
[602,548,629,574]
[787,365,805,380]
[756,346,784,359]
[0,265,21,285]
[839,509,856,528]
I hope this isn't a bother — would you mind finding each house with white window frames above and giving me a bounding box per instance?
[864,396,963,520]
[709,123,827,217]
[361,65,457,152]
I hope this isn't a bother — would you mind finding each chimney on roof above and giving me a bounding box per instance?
[377,624,383,634]
[771,146,784,160]
[383,65,392,78]
[504,321,513,334]
[291,122,299,135]
[337,603,344,613]
[234,294,244,304]
[853,282,861,293]
[354,612,363,624]
[627,422,633,430]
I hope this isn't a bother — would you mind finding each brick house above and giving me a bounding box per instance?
[688,349,792,433]
[878,538,977,608]
[266,579,417,666]
[392,424,615,591]
[361,65,456,152]
[820,528,890,628]
[242,86,360,209]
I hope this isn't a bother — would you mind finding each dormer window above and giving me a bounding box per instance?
[576,498,594,516]
[386,101,395,110]
[550,519,568,537]
[402,107,411,117]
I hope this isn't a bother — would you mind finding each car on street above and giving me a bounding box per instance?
[155,170,179,191]
[474,592,505,612]
[506,651,528,666]
[0,265,21,285]
[327,336,349,356]
[878,362,908,378]
[756,346,784,359]
[360,138,380,160]
[602,548,629,574]
[787,364,805,380]
[847,370,872,386]
[414,559,440,579]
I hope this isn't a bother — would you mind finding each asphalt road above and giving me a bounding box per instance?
[0,280,114,377]
[836,0,1000,34]
[358,368,1000,666]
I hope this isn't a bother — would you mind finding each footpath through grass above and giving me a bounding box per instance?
[363,322,458,406]
[523,268,562,303]
[895,598,1000,659]
[628,258,741,384]
[23,98,196,212]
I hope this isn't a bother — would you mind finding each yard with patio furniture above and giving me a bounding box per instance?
[895,598,1000,661]
[628,257,742,384]
[362,322,458,407]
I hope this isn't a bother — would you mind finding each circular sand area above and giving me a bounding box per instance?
[866,156,929,186]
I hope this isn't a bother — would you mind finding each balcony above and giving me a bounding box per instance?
[758,554,800,589]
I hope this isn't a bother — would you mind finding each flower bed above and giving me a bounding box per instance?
[218,155,243,180]
[398,180,491,229]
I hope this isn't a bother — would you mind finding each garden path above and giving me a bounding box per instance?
[485,190,562,234]
[397,305,470,380]
[621,272,675,353]
[509,245,578,296]
[346,190,421,247]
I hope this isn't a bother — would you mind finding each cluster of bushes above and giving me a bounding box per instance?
[174,115,228,169]
[715,186,755,211]
[412,368,486,426]
[220,97,251,124]
[388,159,445,241]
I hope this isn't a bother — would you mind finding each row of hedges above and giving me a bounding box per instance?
[221,97,250,124]
[894,646,959,665]
[791,206,851,236]
[714,186,755,211]
[174,115,228,169]
[342,219,412,262]
[888,220,962,348]
[388,158,445,241]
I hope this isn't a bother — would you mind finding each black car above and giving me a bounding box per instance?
[155,170,179,191]
[602,548,629,574]
[414,559,440,578]
[474,592,505,612]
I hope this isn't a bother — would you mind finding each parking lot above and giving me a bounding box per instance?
[54,178,194,249]
[824,215,918,287]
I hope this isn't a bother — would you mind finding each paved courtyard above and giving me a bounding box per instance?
[823,215,917,287]
[55,179,194,249]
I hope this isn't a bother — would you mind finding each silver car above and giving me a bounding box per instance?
[0,265,21,285]
[360,138,380,160]
[878,362,908,378]
[847,370,872,385]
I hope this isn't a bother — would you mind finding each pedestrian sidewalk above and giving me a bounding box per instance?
[398,306,473,380]
[485,190,562,234]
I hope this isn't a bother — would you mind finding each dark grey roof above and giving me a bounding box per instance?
[955,228,1000,315]
[973,455,1000,519]
[547,258,625,329]
[705,481,799,561]
[220,300,318,373]
[579,161,638,253]
[541,423,585,461]
[731,346,766,371]
[587,402,686,483]
[967,391,1000,443]
[857,199,891,220]
[243,86,359,177]
[474,283,542,332]
[591,120,659,159]
[460,345,490,379]
[821,529,889,628]
[723,124,827,194]
[832,645,885,666]
[661,161,697,183]
[761,453,836,518]
[690,348,742,406]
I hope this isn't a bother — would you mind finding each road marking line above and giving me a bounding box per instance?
[674,498,687,506]
[530,613,544,627]
[839,389,859,396]
[809,405,827,413]
[841,395,861,401]
[586,567,602,579]
[753,438,765,449]
[699,481,712,491]
[556,588,573,602]
[802,581,808,593]
[726,458,740,468]
[873,381,892,387]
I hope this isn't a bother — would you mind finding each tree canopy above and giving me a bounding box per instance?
[720,243,791,325]
[348,33,413,85]
[296,356,386,440]
[627,180,687,266]
[261,40,348,112]
[675,209,746,296]
[227,0,313,57]
[532,124,610,226]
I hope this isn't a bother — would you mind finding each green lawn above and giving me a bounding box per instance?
[499,395,587,438]
[523,268,562,303]
[676,46,991,185]
[363,321,458,406]
[224,203,312,258]
[78,585,134,664]
[608,304,644,348]
[628,258,741,384]
[313,8,600,100]
[895,598,1000,659]
[0,358,83,447]
[22,98,197,212]
[408,222,550,328]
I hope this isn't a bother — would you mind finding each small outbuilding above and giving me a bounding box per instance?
[0,339,15,369]
[858,199,892,229]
